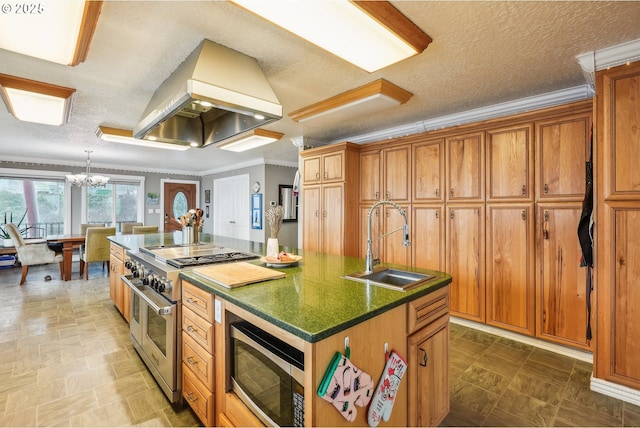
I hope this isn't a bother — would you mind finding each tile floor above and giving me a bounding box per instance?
[1,262,639,427]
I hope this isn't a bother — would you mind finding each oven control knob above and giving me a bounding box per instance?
[124,260,132,269]
[158,281,166,292]
[142,275,150,286]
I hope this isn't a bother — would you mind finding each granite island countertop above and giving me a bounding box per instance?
[180,249,451,343]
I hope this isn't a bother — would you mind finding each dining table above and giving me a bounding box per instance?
[46,234,86,281]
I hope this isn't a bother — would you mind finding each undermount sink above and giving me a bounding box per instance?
[344,268,435,291]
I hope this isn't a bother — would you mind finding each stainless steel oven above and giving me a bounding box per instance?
[123,244,259,405]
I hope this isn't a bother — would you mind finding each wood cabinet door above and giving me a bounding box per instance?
[322,184,344,255]
[536,112,591,200]
[486,204,535,335]
[413,139,444,202]
[412,205,444,271]
[302,186,321,251]
[446,133,485,202]
[303,155,321,184]
[486,124,533,201]
[408,314,450,427]
[383,145,411,201]
[537,203,591,350]
[446,205,485,322]
[322,151,345,182]
[383,204,410,266]
[109,253,120,309]
[601,67,640,198]
[360,205,382,259]
[360,150,381,202]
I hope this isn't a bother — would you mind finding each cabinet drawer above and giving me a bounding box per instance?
[408,285,450,334]
[109,243,124,260]
[182,281,215,322]
[183,362,214,427]
[224,392,264,427]
[182,305,214,350]
[183,333,214,391]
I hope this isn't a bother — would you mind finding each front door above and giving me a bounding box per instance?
[163,182,197,232]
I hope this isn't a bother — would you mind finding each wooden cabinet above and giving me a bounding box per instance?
[407,286,450,427]
[359,204,382,259]
[536,111,591,201]
[411,205,444,271]
[301,143,360,257]
[486,204,535,335]
[595,61,640,389]
[109,242,129,321]
[382,204,411,266]
[413,139,444,203]
[486,124,533,201]
[383,144,411,202]
[536,203,591,350]
[446,205,485,322]
[360,149,381,202]
[182,280,215,426]
[446,132,485,202]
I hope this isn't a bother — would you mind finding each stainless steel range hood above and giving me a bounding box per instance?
[134,39,282,148]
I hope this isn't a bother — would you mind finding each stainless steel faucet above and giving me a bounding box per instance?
[365,200,411,274]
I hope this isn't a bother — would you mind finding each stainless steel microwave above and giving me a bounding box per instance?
[230,321,305,427]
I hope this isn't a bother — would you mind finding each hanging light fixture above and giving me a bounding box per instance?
[66,150,110,187]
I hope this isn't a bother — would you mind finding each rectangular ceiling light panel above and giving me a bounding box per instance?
[231,0,431,72]
[217,129,284,152]
[96,126,191,151]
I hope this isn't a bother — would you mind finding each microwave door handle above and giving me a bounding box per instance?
[124,275,174,316]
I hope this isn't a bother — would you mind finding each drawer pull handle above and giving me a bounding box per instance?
[186,392,198,403]
[186,297,197,304]
[187,356,198,365]
[419,348,428,366]
[544,184,549,194]
[186,325,197,333]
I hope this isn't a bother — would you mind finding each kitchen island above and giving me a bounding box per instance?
[179,240,451,427]
[108,233,451,427]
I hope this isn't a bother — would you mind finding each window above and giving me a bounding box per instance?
[0,168,70,237]
[83,174,145,232]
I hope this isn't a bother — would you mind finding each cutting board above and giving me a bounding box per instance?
[192,262,285,288]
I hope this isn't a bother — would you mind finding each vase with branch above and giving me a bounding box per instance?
[265,206,284,257]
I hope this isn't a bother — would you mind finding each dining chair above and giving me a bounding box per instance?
[132,225,159,234]
[5,223,63,285]
[121,222,143,234]
[79,227,116,280]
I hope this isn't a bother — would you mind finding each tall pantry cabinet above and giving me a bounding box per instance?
[300,142,360,257]
[595,61,640,389]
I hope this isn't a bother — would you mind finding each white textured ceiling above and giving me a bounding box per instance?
[1,1,639,176]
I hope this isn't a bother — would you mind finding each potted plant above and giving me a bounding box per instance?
[1,210,29,247]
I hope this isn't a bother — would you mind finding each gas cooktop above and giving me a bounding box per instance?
[167,252,259,268]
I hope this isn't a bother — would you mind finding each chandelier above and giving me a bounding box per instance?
[66,150,110,187]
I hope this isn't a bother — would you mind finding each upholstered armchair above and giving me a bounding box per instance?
[79,227,116,280]
[131,225,158,234]
[121,222,143,234]
[5,223,63,285]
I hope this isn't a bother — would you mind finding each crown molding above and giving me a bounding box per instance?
[340,85,592,145]
[576,37,640,88]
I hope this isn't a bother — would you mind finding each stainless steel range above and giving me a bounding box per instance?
[122,243,258,405]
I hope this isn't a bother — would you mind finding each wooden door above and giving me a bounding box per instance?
[302,186,321,252]
[164,182,197,232]
[302,155,321,184]
[537,203,590,350]
[412,205,444,271]
[486,124,533,201]
[322,151,345,182]
[486,204,535,335]
[408,314,449,427]
[360,150,381,202]
[383,204,410,266]
[322,184,344,255]
[383,145,410,201]
[536,112,591,200]
[446,205,485,322]
[446,133,485,202]
[413,139,444,202]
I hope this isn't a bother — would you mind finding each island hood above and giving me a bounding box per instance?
[133,39,282,148]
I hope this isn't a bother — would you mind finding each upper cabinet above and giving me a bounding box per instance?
[413,139,444,203]
[360,149,381,202]
[303,147,347,184]
[446,132,485,202]
[383,144,411,202]
[536,111,592,201]
[486,124,534,202]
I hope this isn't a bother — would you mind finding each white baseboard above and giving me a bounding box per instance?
[450,316,593,363]
[451,317,640,405]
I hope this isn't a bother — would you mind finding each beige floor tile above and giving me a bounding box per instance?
[68,397,137,427]
[94,372,154,407]
[36,390,98,427]
[4,378,67,415]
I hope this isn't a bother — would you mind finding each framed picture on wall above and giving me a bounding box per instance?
[251,193,262,229]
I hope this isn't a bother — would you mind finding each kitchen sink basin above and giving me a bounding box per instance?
[343,268,435,291]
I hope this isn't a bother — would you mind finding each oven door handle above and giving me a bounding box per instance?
[122,275,174,316]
